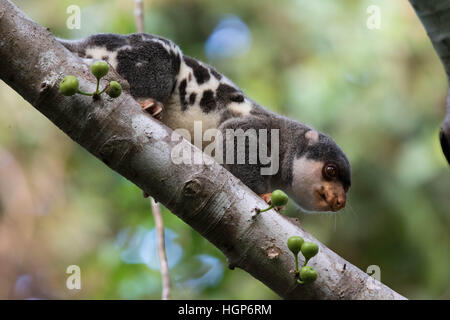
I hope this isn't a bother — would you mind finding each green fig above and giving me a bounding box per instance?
[59,75,79,96]
[287,236,304,256]
[91,61,109,79]
[301,242,319,261]
[107,81,122,98]
[299,266,318,284]
[271,190,288,207]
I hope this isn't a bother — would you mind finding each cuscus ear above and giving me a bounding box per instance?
[305,130,319,146]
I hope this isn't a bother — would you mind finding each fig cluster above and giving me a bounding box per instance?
[59,61,122,98]
[287,236,319,284]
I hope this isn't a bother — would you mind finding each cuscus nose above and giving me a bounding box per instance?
[330,193,346,212]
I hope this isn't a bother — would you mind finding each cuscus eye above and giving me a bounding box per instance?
[323,163,338,180]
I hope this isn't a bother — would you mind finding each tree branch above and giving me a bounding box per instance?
[0,0,405,299]
[409,0,450,163]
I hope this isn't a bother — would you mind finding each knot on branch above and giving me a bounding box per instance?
[265,245,282,260]
[34,81,52,106]
[99,135,137,168]
[182,179,203,197]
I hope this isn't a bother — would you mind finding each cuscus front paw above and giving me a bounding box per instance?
[259,192,286,212]
[138,98,163,120]
[259,193,272,205]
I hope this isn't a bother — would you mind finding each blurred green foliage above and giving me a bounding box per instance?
[0,0,448,299]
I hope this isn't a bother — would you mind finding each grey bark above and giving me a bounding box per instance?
[0,0,406,299]
[409,0,450,163]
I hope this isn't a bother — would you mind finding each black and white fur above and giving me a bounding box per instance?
[59,33,351,212]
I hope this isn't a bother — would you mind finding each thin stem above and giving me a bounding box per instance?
[151,198,171,300]
[95,78,99,93]
[294,254,299,273]
[303,258,310,267]
[98,86,108,95]
[134,0,145,33]
[76,90,93,96]
[258,205,274,213]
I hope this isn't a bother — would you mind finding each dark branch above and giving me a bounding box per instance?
[409,0,450,163]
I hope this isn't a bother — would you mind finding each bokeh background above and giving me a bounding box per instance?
[0,0,449,299]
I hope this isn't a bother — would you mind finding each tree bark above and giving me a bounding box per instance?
[409,0,450,163]
[0,0,406,299]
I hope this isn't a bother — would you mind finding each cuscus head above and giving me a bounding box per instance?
[289,130,351,213]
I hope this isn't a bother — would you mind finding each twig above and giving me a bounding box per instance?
[151,198,171,300]
[134,0,145,33]
[409,0,450,164]
[133,0,171,300]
